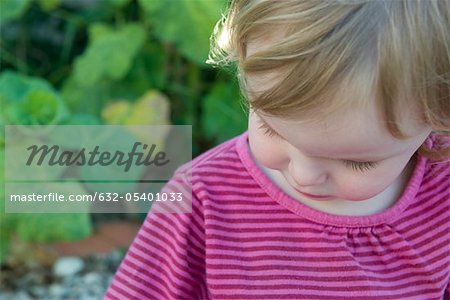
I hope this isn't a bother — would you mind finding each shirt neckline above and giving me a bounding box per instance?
[236,131,428,228]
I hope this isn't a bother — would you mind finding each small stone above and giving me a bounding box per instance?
[30,286,47,297]
[14,291,32,300]
[20,271,43,287]
[1,248,125,300]
[83,272,101,285]
[0,292,18,300]
[53,256,84,277]
[80,296,98,300]
[49,283,65,297]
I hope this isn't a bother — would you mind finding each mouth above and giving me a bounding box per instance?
[294,189,334,200]
[283,175,334,200]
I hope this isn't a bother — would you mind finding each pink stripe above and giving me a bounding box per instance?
[139,222,203,257]
[194,171,252,179]
[113,273,157,299]
[132,234,205,277]
[210,288,441,300]
[206,272,448,291]
[120,258,193,298]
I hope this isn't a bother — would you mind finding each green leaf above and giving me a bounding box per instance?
[62,113,101,126]
[0,71,49,104]
[0,0,32,25]
[73,23,147,86]
[104,0,131,8]
[61,76,107,116]
[88,23,112,40]
[0,72,69,125]
[69,0,131,23]
[16,213,92,242]
[61,74,145,118]
[37,0,61,11]
[61,43,164,117]
[202,80,247,144]
[6,87,68,125]
[139,43,167,89]
[139,0,226,65]
[0,71,29,103]
[101,101,132,124]
[21,89,68,125]
[124,90,170,126]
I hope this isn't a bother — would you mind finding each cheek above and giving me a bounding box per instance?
[248,124,287,170]
[337,177,393,201]
[334,160,410,201]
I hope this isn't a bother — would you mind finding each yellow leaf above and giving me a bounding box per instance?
[126,90,170,125]
[101,101,132,124]
[125,90,171,148]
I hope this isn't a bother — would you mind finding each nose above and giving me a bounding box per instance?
[287,158,328,187]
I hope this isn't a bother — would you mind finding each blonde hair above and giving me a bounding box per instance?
[208,0,450,159]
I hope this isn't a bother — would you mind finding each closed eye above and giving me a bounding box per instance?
[258,118,379,172]
[258,119,281,138]
[344,160,378,172]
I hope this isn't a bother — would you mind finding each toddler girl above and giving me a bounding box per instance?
[105,0,449,299]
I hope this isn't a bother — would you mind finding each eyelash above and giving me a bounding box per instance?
[257,119,378,172]
[343,160,378,172]
[258,120,280,138]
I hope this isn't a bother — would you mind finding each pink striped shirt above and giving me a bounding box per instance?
[105,132,450,300]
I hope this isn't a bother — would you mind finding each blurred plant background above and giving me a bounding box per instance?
[0,0,247,296]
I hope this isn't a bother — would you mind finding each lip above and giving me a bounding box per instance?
[294,189,334,200]
[284,176,334,200]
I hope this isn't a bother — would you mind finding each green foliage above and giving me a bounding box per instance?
[0,0,32,25]
[0,72,92,264]
[0,71,51,103]
[138,0,226,65]
[0,0,247,264]
[16,213,91,242]
[0,72,68,125]
[37,0,61,11]
[73,23,146,86]
[203,80,248,142]
[0,149,11,263]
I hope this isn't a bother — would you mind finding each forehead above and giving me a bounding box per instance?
[244,38,377,119]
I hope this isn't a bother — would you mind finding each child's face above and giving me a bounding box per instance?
[247,101,432,202]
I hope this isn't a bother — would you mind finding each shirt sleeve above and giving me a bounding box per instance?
[104,170,208,300]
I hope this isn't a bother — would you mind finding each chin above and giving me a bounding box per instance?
[340,191,386,202]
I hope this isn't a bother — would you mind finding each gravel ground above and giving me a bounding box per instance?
[0,250,124,300]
